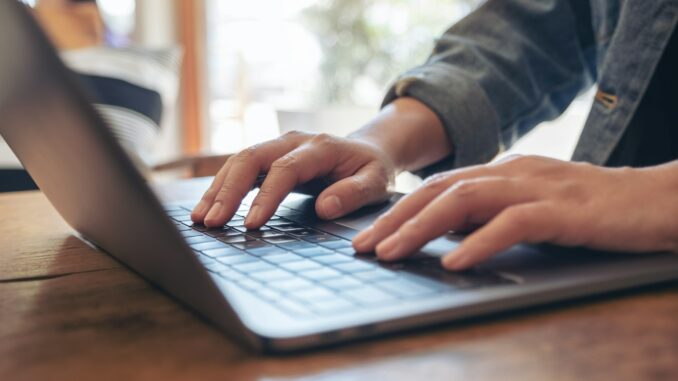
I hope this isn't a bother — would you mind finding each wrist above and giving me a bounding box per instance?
[348,97,452,172]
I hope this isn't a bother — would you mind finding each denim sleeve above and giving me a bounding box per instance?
[383,0,597,177]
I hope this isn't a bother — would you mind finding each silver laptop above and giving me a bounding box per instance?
[2,0,677,352]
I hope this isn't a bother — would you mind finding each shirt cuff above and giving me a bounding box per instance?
[382,62,501,177]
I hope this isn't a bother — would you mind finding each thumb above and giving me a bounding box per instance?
[315,163,390,220]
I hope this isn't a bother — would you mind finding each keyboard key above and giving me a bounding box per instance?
[374,278,439,298]
[273,223,305,231]
[263,235,300,244]
[205,228,240,238]
[342,286,397,305]
[277,241,317,251]
[179,230,203,238]
[292,286,335,303]
[218,269,248,282]
[263,252,305,264]
[265,219,294,226]
[190,241,229,251]
[202,247,243,258]
[197,255,216,265]
[217,234,253,244]
[313,253,353,265]
[280,260,323,272]
[321,276,364,291]
[286,228,321,237]
[303,235,341,244]
[310,298,356,314]
[332,260,375,273]
[256,288,282,302]
[246,230,286,239]
[300,267,343,281]
[268,278,313,291]
[337,247,357,255]
[232,240,272,250]
[185,235,215,245]
[353,268,398,282]
[250,269,294,282]
[230,225,249,232]
[246,246,289,257]
[276,299,312,316]
[236,278,263,291]
[190,224,210,232]
[204,262,229,273]
[319,240,353,249]
[216,254,258,265]
[294,247,334,257]
[231,261,276,273]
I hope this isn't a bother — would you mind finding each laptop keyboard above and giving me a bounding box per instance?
[165,203,514,318]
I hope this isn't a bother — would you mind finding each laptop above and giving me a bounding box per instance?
[2,0,677,352]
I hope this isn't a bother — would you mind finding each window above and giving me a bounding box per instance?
[203,0,483,153]
[203,0,590,167]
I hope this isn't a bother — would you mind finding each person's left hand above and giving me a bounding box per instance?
[352,155,678,270]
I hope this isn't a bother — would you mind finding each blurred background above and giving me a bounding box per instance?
[2,0,593,191]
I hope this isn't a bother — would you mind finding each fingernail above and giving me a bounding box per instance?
[245,205,261,227]
[376,232,402,260]
[204,201,223,225]
[321,195,342,219]
[442,249,467,269]
[352,226,374,250]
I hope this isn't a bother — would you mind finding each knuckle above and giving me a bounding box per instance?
[234,146,259,163]
[271,155,299,175]
[282,130,306,140]
[422,173,451,192]
[309,133,336,148]
[349,177,372,198]
[449,179,481,198]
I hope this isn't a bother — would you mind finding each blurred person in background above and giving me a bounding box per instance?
[192,0,678,270]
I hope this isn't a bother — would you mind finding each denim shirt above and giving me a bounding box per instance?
[384,0,678,175]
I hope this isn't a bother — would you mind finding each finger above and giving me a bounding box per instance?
[203,137,304,227]
[315,161,391,220]
[374,177,539,261]
[191,158,233,222]
[352,164,497,253]
[442,202,558,270]
[244,143,339,228]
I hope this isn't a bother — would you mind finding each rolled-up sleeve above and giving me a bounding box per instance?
[383,0,597,176]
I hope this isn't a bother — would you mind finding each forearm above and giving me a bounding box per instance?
[348,97,453,173]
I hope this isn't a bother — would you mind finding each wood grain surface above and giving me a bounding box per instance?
[1,179,677,381]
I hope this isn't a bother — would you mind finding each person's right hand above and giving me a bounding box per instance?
[191,131,397,229]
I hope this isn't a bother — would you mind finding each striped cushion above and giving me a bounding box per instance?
[63,46,182,169]
[0,45,181,190]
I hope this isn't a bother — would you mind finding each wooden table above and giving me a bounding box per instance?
[1,178,677,381]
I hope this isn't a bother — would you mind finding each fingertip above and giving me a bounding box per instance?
[203,201,225,227]
[191,200,208,223]
[317,195,343,220]
[374,232,403,261]
[441,248,473,270]
[244,205,266,230]
[352,226,374,252]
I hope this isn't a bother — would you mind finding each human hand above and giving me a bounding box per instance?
[191,131,396,229]
[352,155,678,270]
